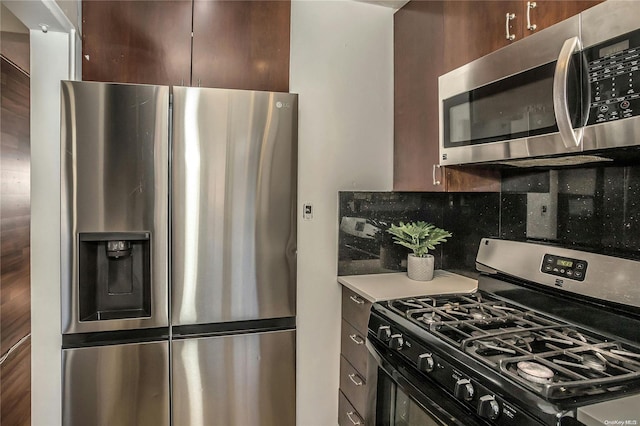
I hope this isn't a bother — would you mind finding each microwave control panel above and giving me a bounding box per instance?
[586,29,640,125]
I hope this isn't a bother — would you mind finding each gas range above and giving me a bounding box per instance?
[367,239,640,425]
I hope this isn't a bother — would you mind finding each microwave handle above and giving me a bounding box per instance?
[553,36,584,149]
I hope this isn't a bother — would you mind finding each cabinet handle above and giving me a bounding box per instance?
[349,295,365,305]
[346,411,363,425]
[349,334,365,345]
[432,164,441,186]
[505,13,516,41]
[348,373,363,386]
[527,2,537,31]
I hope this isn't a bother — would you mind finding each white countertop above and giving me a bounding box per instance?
[337,270,478,302]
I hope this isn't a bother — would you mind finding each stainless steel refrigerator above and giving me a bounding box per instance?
[60,82,297,426]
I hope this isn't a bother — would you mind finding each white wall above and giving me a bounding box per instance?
[290,1,394,424]
[30,29,72,426]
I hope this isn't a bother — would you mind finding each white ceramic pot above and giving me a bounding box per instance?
[407,253,434,281]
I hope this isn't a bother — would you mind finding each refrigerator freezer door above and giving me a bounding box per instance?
[172,329,295,426]
[62,341,169,426]
[172,87,297,325]
[61,81,170,333]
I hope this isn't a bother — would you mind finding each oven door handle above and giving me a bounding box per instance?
[553,36,584,149]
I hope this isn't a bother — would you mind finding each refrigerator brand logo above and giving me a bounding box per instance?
[276,101,291,109]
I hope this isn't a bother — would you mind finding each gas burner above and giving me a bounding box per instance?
[469,308,490,320]
[421,313,442,325]
[517,361,555,384]
[582,354,607,372]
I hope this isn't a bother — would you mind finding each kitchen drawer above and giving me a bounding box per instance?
[338,391,365,426]
[341,287,371,335]
[340,355,369,417]
[341,319,367,375]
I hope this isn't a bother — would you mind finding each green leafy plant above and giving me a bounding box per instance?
[386,221,452,257]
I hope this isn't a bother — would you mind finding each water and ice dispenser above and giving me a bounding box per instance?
[78,232,151,321]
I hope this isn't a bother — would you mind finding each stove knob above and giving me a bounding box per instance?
[417,353,434,373]
[388,334,404,350]
[477,395,500,420]
[377,325,391,342]
[454,379,474,401]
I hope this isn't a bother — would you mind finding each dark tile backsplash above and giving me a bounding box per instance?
[338,164,640,277]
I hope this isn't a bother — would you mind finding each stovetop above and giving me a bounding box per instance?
[383,291,640,401]
[368,239,640,424]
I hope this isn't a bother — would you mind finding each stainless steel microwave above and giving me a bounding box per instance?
[439,1,640,166]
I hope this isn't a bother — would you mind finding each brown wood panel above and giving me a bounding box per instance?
[526,0,602,36]
[0,339,30,426]
[0,56,30,426]
[394,0,445,192]
[191,0,290,92]
[443,1,523,73]
[82,0,192,85]
[0,32,29,74]
[445,166,500,192]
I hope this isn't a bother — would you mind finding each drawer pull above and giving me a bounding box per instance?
[348,373,363,386]
[346,411,362,425]
[349,295,365,305]
[349,334,365,345]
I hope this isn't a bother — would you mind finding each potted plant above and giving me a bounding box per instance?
[386,221,452,281]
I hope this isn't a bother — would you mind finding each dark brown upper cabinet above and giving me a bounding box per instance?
[82,0,290,92]
[394,1,500,192]
[191,0,290,92]
[82,0,193,86]
[443,0,602,73]
[442,1,523,73]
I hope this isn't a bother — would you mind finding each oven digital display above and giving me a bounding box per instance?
[557,259,573,268]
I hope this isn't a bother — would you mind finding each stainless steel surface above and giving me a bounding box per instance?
[60,81,169,333]
[580,0,640,49]
[62,341,169,426]
[553,36,583,149]
[439,1,640,167]
[476,238,640,309]
[171,329,295,426]
[171,87,297,326]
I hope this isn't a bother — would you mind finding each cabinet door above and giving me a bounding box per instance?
[443,1,524,73]
[524,0,602,37]
[82,0,192,85]
[394,1,446,192]
[191,0,290,92]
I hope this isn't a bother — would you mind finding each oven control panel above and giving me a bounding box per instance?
[541,254,587,281]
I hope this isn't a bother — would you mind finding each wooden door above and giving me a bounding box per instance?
[191,0,290,92]
[524,0,602,37]
[82,0,192,86]
[394,1,446,192]
[1,56,31,426]
[443,1,524,73]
